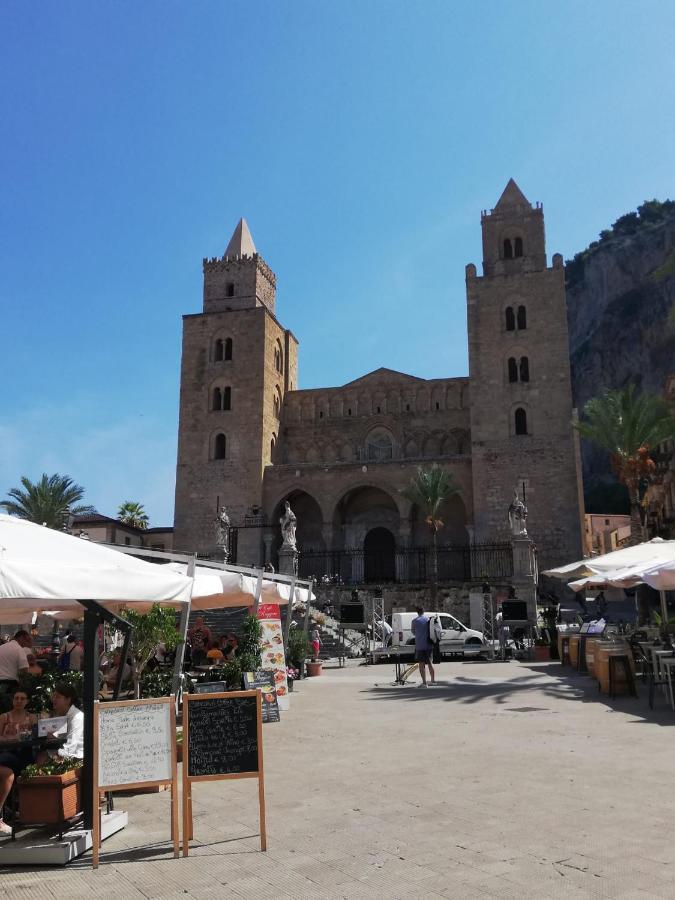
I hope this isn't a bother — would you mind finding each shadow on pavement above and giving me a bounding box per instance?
[366,663,675,726]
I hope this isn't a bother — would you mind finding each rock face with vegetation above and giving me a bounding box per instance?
[565,201,675,512]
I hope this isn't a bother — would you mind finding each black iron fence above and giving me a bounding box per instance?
[297,543,513,585]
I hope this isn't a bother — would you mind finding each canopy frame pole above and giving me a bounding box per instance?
[660,589,669,637]
[78,599,132,830]
[252,570,263,616]
[113,626,132,701]
[303,579,314,635]
[172,555,195,704]
[283,575,297,650]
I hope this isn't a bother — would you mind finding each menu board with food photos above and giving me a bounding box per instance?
[243,670,281,723]
[256,604,289,710]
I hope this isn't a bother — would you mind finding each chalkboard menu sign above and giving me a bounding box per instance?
[193,681,227,694]
[243,670,280,723]
[182,690,266,856]
[92,697,179,868]
[187,694,258,777]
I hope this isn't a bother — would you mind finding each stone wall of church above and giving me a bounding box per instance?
[262,456,474,554]
[277,373,471,466]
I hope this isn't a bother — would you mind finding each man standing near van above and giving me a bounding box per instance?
[411,606,435,687]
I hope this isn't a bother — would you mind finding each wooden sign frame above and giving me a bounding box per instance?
[92,696,179,868]
[182,690,266,856]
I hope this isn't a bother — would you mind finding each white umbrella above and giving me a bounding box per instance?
[567,565,650,593]
[543,538,675,581]
[641,560,675,592]
[164,562,315,609]
[0,515,192,614]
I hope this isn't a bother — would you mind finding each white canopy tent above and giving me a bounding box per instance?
[543,538,675,583]
[543,537,675,625]
[640,560,675,592]
[0,515,193,614]
[0,514,197,834]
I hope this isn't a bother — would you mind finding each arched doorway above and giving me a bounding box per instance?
[271,490,324,570]
[364,527,395,583]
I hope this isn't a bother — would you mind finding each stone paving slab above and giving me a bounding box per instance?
[2,659,675,898]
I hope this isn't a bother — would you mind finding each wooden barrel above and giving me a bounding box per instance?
[569,634,581,669]
[585,637,601,678]
[558,633,572,664]
[595,644,635,694]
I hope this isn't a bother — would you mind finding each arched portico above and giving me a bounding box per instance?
[332,485,402,550]
[269,489,324,567]
[410,493,469,548]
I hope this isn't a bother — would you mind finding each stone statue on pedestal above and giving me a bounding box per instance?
[508,489,528,536]
[279,500,297,549]
[215,506,230,558]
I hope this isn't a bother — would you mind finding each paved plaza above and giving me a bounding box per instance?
[2,658,675,898]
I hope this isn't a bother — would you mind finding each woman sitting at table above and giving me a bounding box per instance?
[0,688,37,835]
[105,650,132,690]
[219,634,238,662]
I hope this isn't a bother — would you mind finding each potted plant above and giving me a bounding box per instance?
[287,630,310,679]
[286,666,299,691]
[18,757,83,827]
[235,614,263,674]
[118,604,183,698]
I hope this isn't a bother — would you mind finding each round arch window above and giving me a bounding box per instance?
[365,428,393,462]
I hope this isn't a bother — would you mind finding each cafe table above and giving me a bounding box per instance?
[647,647,673,698]
[0,733,67,757]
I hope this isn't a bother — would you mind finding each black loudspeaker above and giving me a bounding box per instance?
[340,603,365,625]
[501,600,528,620]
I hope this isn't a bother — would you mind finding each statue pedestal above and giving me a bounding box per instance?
[511,534,537,621]
[278,546,298,576]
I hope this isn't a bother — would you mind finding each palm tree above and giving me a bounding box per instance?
[404,464,461,610]
[574,386,675,542]
[0,473,94,529]
[117,501,149,530]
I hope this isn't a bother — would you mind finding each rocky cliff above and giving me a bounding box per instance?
[565,200,675,510]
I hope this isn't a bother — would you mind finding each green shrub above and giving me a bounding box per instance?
[140,671,174,698]
[287,629,310,668]
[22,757,83,778]
[25,670,84,715]
[235,615,262,671]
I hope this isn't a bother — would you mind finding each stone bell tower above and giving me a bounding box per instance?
[173,219,298,560]
[466,180,583,570]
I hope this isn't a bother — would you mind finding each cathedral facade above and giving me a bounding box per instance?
[173,181,584,576]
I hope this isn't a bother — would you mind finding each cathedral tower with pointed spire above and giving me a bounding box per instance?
[466,180,583,569]
[173,219,298,558]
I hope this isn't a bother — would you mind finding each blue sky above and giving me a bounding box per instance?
[1,1,674,525]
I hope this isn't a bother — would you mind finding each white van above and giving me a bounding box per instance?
[389,611,484,658]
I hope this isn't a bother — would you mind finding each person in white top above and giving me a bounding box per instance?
[35,682,85,765]
[51,683,84,760]
[0,630,32,688]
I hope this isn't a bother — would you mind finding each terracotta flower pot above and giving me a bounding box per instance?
[306,661,323,677]
[534,645,550,662]
[18,770,81,825]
